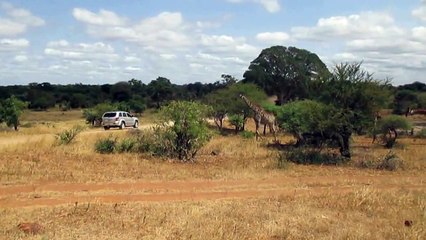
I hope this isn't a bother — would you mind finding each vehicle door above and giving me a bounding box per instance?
[125,112,134,126]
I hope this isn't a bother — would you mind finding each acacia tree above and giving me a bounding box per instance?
[0,96,28,131]
[314,62,391,134]
[203,83,268,132]
[243,46,330,105]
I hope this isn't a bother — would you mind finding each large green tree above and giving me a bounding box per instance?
[0,96,28,130]
[243,46,330,105]
[314,62,391,134]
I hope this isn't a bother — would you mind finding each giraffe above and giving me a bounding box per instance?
[239,94,278,142]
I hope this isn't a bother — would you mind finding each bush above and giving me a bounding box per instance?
[116,138,137,153]
[228,114,245,133]
[415,128,426,139]
[276,100,352,158]
[377,151,404,171]
[240,130,255,139]
[55,125,84,145]
[157,101,212,161]
[280,147,348,165]
[357,151,404,171]
[95,137,117,154]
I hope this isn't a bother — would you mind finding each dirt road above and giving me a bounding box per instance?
[1,175,424,209]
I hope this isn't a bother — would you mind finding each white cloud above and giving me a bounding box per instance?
[0,18,26,36]
[226,0,281,13]
[124,56,141,63]
[412,26,426,40]
[412,0,426,21]
[125,66,142,71]
[14,55,28,62]
[160,54,177,60]
[0,2,44,37]
[44,40,118,61]
[0,38,29,51]
[74,10,193,50]
[256,32,290,44]
[72,8,127,26]
[291,12,404,41]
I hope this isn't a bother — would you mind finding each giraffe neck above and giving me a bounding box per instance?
[241,95,261,113]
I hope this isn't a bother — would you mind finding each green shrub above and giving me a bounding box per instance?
[116,138,137,153]
[281,147,347,165]
[240,130,255,139]
[95,137,117,154]
[415,128,426,139]
[56,125,85,145]
[276,100,352,158]
[157,101,212,161]
[228,114,245,133]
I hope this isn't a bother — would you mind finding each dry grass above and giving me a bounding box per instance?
[1,189,424,239]
[0,110,425,239]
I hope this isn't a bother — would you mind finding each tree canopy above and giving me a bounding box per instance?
[243,46,330,105]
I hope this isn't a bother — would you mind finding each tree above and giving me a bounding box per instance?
[315,62,391,134]
[147,77,175,108]
[203,83,268,131]
[0,96,28,131]
[275,100,352,158]
[243,46,330,105]
[111,81,132,102]
[393,90,419,115]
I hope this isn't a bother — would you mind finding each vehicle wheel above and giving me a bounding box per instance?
[104,126,110,130]
[119,122,125,129]
[133,121,139,128]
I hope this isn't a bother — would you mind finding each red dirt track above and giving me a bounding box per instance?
[1,175,424,208]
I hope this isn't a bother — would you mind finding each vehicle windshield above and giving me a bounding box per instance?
[103,112,117,117]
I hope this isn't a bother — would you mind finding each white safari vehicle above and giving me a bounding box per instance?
[101,111,139,130]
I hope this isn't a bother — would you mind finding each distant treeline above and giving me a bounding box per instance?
[0,77,425,113]
[0,75,236,111]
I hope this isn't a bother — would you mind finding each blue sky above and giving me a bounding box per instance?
[1,0,425,86]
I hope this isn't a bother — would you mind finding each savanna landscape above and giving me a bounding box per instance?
[1,2,426,236]
[0,98,425,239]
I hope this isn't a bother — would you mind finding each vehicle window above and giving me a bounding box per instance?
[103,113,116,117]
[124,113,129,117]
[119,113,123,117]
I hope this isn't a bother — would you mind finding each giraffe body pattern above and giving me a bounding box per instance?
[239,94,278,142]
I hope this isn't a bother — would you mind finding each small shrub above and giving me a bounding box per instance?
[357,158,377,169]
[377,151,404,171]
[281,147,347,165]
[228,114,245,133]
[95,137,116,154]
[116,138,137,153]
[240,130,255,139]
[56,125,84,145]
[277,153,290,169]
[415,128,426,139]
[357,151,404,171]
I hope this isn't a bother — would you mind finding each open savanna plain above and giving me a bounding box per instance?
[0,110,425,239]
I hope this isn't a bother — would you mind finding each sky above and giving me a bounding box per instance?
[0,0,425,86]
